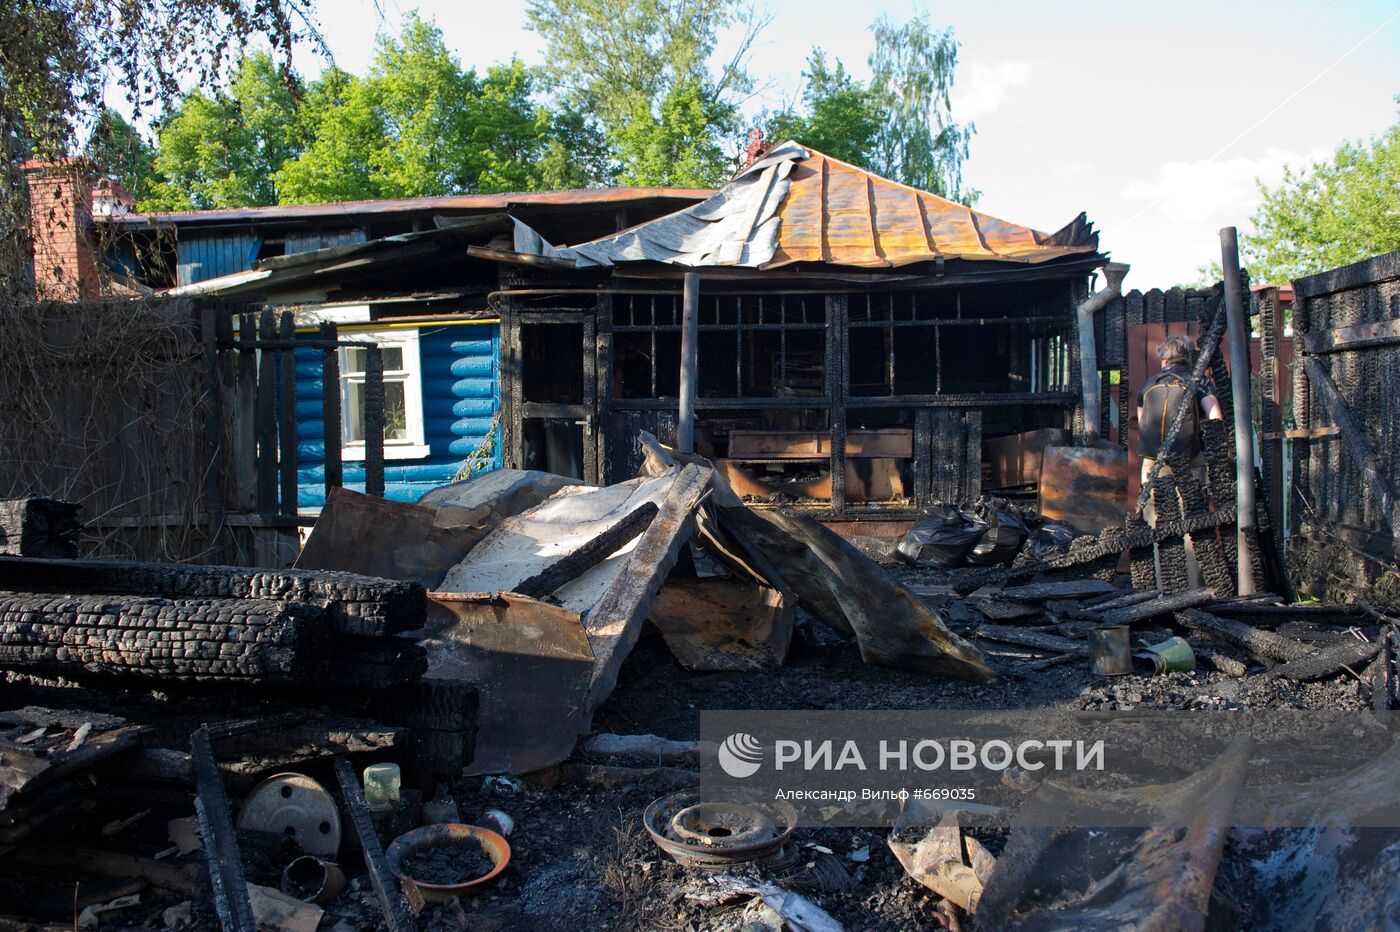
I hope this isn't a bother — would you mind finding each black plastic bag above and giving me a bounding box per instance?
[966,500,1029,566]
[897,504,984,566]
[1026,520,1076,559]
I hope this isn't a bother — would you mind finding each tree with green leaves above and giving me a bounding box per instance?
[612,81,736,188]
[757,14,975,202]
[84,109,158,203]
[276,15,585,202]
[764,51,881,169]
[525,0,766,187]
[1237,107,1399,283]
[144,52,306,210]
[1,0,321,293]
[868,12,976,203]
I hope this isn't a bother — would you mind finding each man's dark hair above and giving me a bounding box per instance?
[1157,334,1195,366]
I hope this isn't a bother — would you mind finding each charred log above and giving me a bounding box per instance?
[0,556,425,637]
[0,591,329,683]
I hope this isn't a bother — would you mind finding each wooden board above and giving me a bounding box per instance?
[728,428,913,460]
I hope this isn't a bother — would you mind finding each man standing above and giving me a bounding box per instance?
[1136,334,1223,586]
[1137,334,1223,477]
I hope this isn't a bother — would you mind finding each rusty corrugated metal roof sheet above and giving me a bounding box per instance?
[533,143,1098,271]
[107,187,715,226]
[767,149,1095,268]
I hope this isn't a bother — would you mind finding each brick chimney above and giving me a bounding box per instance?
[23,160,100,300]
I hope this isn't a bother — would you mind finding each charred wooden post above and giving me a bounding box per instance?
[321,321,343,494]
[827,294,848,515]
[677,271,699,453]
[364,345,386,497]
[191,728,257,932]
[278,312,299,516]
[333,758,417,931]
[1220,228,1257,595]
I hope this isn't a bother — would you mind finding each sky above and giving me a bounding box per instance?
[229,0,1400,285]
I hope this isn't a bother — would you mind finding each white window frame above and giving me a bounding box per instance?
[340,328,430,461]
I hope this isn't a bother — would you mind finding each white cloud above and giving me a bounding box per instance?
[1120,148,1318,223]
[951,60,1032,122]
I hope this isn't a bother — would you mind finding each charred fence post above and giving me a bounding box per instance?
[333,758,417,931]
[191,727,256,932]
[321,321,343,495]
[256,310,278,515]
[278,312,299,517]
[364,345,386,498]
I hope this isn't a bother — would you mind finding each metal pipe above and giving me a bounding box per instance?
[677,271,699,453]
[1075,262,1130,444]
[1220,227,1257,595]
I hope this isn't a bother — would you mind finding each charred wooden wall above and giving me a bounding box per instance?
[498,273,1089,516]
[1289,249,1400,574]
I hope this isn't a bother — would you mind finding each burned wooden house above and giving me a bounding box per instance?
[82,143,1105,525]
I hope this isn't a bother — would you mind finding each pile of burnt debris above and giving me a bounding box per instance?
[0,431,1395,930]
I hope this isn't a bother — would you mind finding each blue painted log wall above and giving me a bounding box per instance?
[295,323,501,508]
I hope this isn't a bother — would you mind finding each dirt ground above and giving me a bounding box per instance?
[7,560,1378,931]
[387,563,1377,932]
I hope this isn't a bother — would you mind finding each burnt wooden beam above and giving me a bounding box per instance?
[333,758,417,932]
[585,464,712,710]
[1097,588,1215,626]
[976,624,1089,656]
[1267,636,1383,682]
[0,591,329,683]
[0,556,426,637]
[514,502,658,599]
[997,579,1118,601]
[1370,631,1396,712]
[826,295,848,517]
[191,728,256,932]
[1175,608,1314,664]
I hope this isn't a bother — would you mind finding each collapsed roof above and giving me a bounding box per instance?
[513,142,1101,270]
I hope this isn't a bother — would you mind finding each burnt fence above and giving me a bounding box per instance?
[1288,249,1400,596]
[0,296,387,566]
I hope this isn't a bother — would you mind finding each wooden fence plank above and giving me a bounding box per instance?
[199,307,225,555]
[364,346,385,498]
[320,322,342,495]
[235,313,257,512]
[278,312,298,516]
[256,310,277,515]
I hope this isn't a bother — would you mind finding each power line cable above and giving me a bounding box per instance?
[1119,5,1400,231]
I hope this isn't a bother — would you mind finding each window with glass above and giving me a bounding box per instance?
[340,329,429,460]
